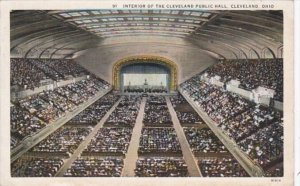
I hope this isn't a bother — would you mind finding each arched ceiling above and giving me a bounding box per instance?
[10,10,283,59]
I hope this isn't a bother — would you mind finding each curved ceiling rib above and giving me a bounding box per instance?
[198,29,261,51]
[227,11,283,24]
[186,38,240,59]
[193,32,249,58]
[214,19,282,43]
[47,36,97,58]
[206,25,280,48]
[202,28,263,51]
[10,10,283,59]
[20,30,80,55]
[12,27,75,48]
[30,32,89,58]
[39,34,96,58]
[11,26,68,50]
[226,12,283,28]
[11,19,62,32]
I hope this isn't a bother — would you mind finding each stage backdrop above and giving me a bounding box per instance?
[121,63,170,89]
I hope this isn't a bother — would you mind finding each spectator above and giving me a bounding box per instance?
[83,128,132,155]
[11,58,48,90]
[39,58,88,78]
[138,128,182,155]
[29,58,64,81]
[64,157,123,177]
[11,104,46,148]
[68,92,120,126]
[135,158,188,177]
[238,121,283,170]
[219,105,282,142]
[205,59,283,101]
[181,80,252,124]
[105,95,141,127]
[143,96,172,126]
[184,127,228,154]
[265,165,283,177]
[30,126,92,156]
[199,157,249,177]
[170,94,204,125]
[11,157,64,177]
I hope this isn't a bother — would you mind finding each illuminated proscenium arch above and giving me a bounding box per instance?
[113,55,178,91]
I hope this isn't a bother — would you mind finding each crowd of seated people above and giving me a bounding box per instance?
[68,93,120,126]
[184,127,228,155]
[11,157,64,177]
[175,112,202,125]
[219,105,282,142]
[11,137,20,149]
[39,59,88,78]
[181,78,252,124]
[199,158,249,177]
[143,96,172,126]
[169,94,188,105]
[138,128,182,155]
[124,87,144,93]
[11,58,108,91]
[40,90,76,113]
[238,121,283,170]
[265,165,283,177]
[18,94,64,123]
[124,87,167,93]
[105,95,141,127]
[205,59,283,101]
[11,58,49,90]
[11,104,46,148]
[30,126,92,157]
[54,87,85,106]
[181,74,284,171]
[83,128,132,156]
[147,95,166,104]
[88,75,110,89]
[65,78,107,101]
[16,77,108,123]
[170,94,204,125]
[29,58,64,81]
[135,158,188,177]
[54,77,106,106]
[64,157,123,177]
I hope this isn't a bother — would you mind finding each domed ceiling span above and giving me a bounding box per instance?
[11,10,283,59]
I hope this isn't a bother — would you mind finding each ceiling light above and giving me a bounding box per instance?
[91,11,100,15]
[80,11,89,16]
[59,13,71,18]
[183,11,191,15]
[69,12,81,17]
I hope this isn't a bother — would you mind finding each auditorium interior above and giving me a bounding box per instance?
[10,10,283,177]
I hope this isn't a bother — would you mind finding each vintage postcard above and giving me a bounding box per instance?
[0,0,295,186]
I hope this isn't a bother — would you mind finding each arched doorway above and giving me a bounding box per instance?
[112,55,178,92]
[261,47,276,58]
[249,48,260,59]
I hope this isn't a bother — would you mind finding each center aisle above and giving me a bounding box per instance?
[55,97,123,177]
[165,97,202,177]
[121,97,147,177]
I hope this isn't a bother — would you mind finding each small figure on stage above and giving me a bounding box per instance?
[144,79,148,85]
